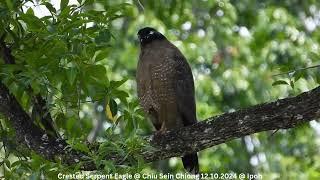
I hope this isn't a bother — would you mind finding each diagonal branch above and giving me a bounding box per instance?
[0,36,59,137]
[0,82,95,169]
[143,86,320,162]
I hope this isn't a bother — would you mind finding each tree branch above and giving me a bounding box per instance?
[0,82,95,169]
[272,64,320,77]
[0,37,59,138]
[143,86,320,162]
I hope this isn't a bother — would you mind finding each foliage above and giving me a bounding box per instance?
[0,0,319,179]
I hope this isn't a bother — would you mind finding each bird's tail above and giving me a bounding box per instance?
[182,153,199,174]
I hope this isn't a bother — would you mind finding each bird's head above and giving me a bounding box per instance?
[137,27,166,46]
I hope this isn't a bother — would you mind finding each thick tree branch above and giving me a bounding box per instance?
[143,86,320,162]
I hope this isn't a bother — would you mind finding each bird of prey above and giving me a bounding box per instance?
[136,27,199,174]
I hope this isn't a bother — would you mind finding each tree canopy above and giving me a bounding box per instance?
[0,0,320,179]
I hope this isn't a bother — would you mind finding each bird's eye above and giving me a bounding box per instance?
[149,31,155,35]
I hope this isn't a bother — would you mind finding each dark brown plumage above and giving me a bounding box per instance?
[136,27,199,174]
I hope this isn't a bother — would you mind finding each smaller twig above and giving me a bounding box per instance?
[268,129,279,140]
[136,0,145,12]
[70,2,85,14]
[272,64,320,77]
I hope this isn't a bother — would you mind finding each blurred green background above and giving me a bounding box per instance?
[0,0,320,179]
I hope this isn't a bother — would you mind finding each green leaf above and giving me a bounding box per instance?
[42,2,56,13]
[84,65,107,84]
[95,29,111,45]
[316,72,320,84]
[54,113,66,130]
[294,71,306,82]
[19,14,46,31]
[129,99,140,109]
[11,160,22,168]
[94,49,109,62]
[109,98,118,117]
[134,108,144,115]
[30,80,41,94]
[103,161,116,173]
[66,67,78,85]
[124,110,135,134]
[64,19,88,32]
[4,159,10,168]
[72,142,90,153]
[289,80,295,89]
[26,8,34,15]
[279,66,290,73]
[5,0,13,10]
[48,40,68,57]
[111,89,129,104]
[272,80,289,86]
[110,78,128,89]
[60,0,69,11]
[60,5,71,17]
